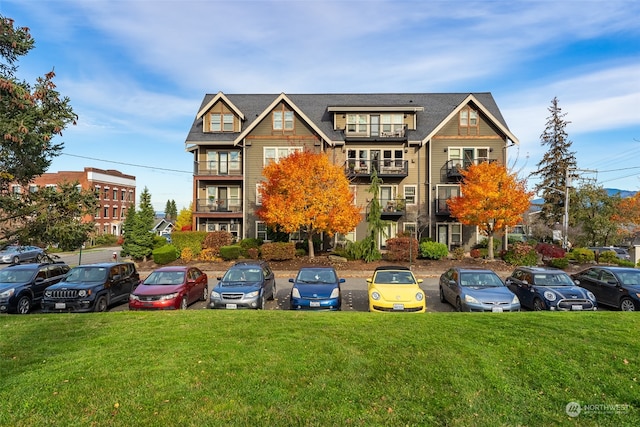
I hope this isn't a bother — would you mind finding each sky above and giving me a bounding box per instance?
[1,0,639,211]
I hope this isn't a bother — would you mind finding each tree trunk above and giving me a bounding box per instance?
[308,236,315,259]
[487,234,495,260]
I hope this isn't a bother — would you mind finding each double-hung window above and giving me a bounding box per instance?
[273,109,294,131]
[459,107,479,135]
[346,114,368,134]
[210,113,234,132]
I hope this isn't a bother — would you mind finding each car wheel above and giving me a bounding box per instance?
[16,295,31,314]
[12,256,19,264]
[619,297,636,311]
[180,297,188,310]
[258,293,266,310]
[455,297,463,312]
[268,285,276,301]
[200,286,208,302]
[439,286,446,303]
[94,296,108,312]
[533,298,545,311]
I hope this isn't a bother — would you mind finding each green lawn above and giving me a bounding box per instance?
[1,311,638,426]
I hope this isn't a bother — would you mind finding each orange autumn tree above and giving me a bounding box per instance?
[257,150,361,258]
[447,161,533,260]
[612,192,640,237]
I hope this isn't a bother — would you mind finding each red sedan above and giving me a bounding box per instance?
[129,266,208,310]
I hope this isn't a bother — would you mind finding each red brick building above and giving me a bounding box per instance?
[30,168,136,236]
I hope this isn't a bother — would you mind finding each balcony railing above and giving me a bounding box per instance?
[194,161,242,176]
[344,159,408,178]
[195,198,242,213]
[443,158,496,180]
[366,198,406,220]
[343,124,407,141]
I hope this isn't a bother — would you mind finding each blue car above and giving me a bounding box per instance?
[506,266,597,311]
[289,266,343,311]
[439,267,520,312]
[209,261,276,310]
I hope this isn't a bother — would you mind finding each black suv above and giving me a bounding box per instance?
[0,261,70,314]
[42,262,140,313]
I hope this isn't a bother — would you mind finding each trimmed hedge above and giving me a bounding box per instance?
[152,245,180,265]
[261,242,296,261]
[172,231,207,258]
[419,241,449,260]
[219,245,242,260]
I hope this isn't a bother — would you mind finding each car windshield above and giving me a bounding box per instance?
[66,267,107,283]
[144,271,185,285]
[460,273,503,288]
[616,271,640,286]
[222,268,262,284]
[533,273,573,286]
[295,269,337,284]
[373,271,416,284]
[0,269,35,283]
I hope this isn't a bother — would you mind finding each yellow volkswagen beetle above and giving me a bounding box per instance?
[366,266,426,313]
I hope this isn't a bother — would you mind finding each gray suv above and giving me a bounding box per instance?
[209,261,276,309]
[42,262,139,313]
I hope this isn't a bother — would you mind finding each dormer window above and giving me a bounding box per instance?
[210,113,234,132]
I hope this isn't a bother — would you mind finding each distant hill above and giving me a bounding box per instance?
[530,188,636,210]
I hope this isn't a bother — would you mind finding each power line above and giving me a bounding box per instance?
[61,153,192,174]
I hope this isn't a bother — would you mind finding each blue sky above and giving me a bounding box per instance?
[2,0,639,211]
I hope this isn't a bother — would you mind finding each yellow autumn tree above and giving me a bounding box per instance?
[612,192,640,236]
[447,161,533,260]
[257,150,362,258]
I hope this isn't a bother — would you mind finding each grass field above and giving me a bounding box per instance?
[1,311,638,426]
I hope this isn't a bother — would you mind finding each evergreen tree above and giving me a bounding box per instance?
[360,170,385,262]
[169,200,177,221]
[164,200,173,221]
[120,203,137,257]
[0,15,77,243]
[533,97,578,227]
[122,187,155,260]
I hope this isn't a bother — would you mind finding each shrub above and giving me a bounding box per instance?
[181,247,194,263]
[419,241,449,260]
[198,248,221,262]
[261,242,296,261]
[202,231,233,256]
[470,248,482,259]
[385,237,419,262]
[94,234,118,246]
[219,245,242,260]
[536,242,565,259]
[616,259,635,267]
[152,235,168,249]
[503,242,538,266]
[451,247,465,261]
[152,245,180,265]
[549,257,569,269]
[246,247,259,259]
[172,231,206,258]
[597,250,619,264]
[571,247,595,263]
[344,237,381,262]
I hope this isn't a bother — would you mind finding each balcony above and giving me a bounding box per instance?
[442,158,496,181]
[344,159,408,179]
[194,161,242,178]
[372,198,406,220]
[195,198,242,215]
[342,124,407,142]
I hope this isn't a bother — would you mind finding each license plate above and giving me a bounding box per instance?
[55,303,66,309]
[393,303,404,310]
[310,301,321,307]
[492,306,504,313]
[572,305,583,311]
[225,303,237,309]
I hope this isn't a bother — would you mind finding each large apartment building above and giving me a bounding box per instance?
[31,167,136,236]
[184,92,518,251]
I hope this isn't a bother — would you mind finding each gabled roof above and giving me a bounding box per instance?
[196,91,245,121]
[185,92,517,149]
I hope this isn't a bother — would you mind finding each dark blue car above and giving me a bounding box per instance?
[289,266,343,311]
[506,266,597,311]
[209,261,276,310]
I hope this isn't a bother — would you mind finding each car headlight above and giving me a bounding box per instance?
[211,291,220,298]
[44,290,51,297]
[543,291,556,301]
[587,291,596,301]
[291,288,301,298]
[512,295,520,304]
[635,293,640,300]
[129,294,140,301]
[78,290,91,297]
[330,288,340,299]
[371,291,380,300]
[464,294,479,304]
[0,288,15,298]
[416,292,424,301]
[245,291,259,298]
[158,292,179,301]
